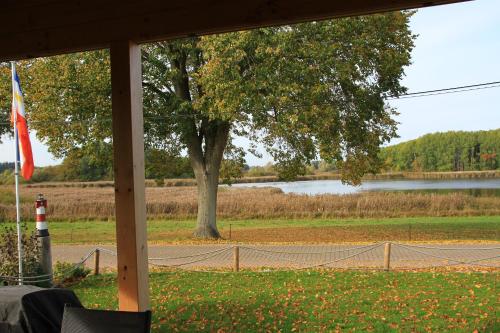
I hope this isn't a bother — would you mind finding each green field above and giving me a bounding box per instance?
[72,270,499,332]
[2,216,498,244]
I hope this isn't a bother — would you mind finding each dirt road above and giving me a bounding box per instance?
[52,242,500,270]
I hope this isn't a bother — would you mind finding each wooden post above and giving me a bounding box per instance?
[229,224,232,240]
[111,41,149,312]
[233,246,239,272]
[94,249,100,275]
[384,242,391,271]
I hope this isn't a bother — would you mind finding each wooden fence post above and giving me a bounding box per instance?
[94,249,100,275]
[233,246,239,272]
[384,242,391,271]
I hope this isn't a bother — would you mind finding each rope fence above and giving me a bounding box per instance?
[84,242,500,272]
[1,242,498,285]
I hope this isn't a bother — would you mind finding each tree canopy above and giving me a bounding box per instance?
[0,64,15,141]
[380,129,500,172]
[0,12,415,238]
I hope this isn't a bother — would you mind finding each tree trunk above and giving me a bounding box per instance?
[192,166,220,239]
[187,120,230,239]
[168,48,230,239]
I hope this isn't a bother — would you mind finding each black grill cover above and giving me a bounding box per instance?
[0,285,82,333]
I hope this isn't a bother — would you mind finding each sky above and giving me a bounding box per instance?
[0,0,499,167]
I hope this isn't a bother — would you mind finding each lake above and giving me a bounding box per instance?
[232,178,500,196]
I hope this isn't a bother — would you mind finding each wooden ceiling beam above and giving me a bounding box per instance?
[0,0,468,61]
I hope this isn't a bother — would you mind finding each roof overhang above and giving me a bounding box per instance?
[1,0,469,61]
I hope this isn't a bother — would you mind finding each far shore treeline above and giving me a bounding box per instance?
[0,129,498,185]
[379,129,499,172]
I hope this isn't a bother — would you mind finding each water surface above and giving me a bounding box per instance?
[232,178,500,196]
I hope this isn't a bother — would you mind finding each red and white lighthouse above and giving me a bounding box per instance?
[35,194,49,237]
[35,193,52,285]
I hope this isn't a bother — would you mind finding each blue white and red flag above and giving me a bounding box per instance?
[11,64,34,180]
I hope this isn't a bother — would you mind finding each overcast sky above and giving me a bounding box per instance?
[1,0,499,166]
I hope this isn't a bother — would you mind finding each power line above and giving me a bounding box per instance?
[390,84,500,99]
[396,80,500,97]
[387,81,500,100]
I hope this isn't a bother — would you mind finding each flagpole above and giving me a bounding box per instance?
[11,61,24,285]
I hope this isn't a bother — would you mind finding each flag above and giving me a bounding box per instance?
[11,63,34,180]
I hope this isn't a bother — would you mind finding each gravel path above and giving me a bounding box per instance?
[52,243,500,270]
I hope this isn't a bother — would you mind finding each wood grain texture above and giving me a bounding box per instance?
[111,41,150,311]
[0,0,468,60]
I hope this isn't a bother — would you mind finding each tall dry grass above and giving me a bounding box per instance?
[0,184,499,222]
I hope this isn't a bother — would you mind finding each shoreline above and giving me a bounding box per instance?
[22,170,500,188]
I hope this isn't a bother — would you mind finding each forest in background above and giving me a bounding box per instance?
[379,129,499,172]
[0,129,498,184]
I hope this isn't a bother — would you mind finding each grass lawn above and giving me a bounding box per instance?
[71,270,499,332]
[8,215,499,244]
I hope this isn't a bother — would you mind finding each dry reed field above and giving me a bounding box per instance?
[1,184,499,222]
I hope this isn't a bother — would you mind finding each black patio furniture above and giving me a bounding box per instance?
[60,305,151,333]
[0,285,83,333]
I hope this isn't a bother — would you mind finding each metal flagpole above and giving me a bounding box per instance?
[11,61,24,285]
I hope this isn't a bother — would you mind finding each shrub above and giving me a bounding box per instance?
[154,178,165,187]
[0,226,43,286]
[245,163,276,177]
[53,261,90,286]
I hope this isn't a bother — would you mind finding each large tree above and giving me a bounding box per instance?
[1,12,415,238]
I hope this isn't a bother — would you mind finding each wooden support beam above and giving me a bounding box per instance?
[111,41,150,312]
[0,0,468,61]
